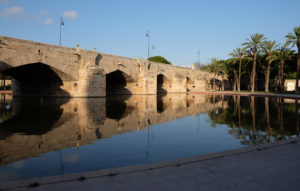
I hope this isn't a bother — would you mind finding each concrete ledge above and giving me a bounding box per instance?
[188,91,300,99]
[1,137,300,190]
[0,90,12,94]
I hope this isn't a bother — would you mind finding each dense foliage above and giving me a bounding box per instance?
[198,26,300,93]
[147,56,171,65]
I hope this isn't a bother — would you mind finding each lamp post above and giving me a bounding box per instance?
[146,30,150,58]
[197,49,200,65]
[152,44,155,57]
[59,17,64,46]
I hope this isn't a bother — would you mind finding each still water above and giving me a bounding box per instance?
[0,94,299,182]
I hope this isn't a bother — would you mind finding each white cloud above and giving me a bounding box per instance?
[0,6,52,26]
[0,6,24,17]
[33,10,48,19]
[38,10,47,17]
[43,18,54,25]
[63,11,78,19]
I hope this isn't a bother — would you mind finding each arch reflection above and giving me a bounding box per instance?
[0,94,299,168]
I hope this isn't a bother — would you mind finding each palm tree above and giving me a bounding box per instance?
[286,26,300,94]
[270,46,294,91]
[263,40,279,93]
[242,33,266,92]
[228,47,247,91]
[207,58,220,90]
[226,60,238,91]
[216,60,227,91]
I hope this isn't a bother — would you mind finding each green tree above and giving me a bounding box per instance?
[242,33,266,92]
[216,60,227,91]
[270,46,294,91]
[263,40,279,93]
[207,58,220,90]
[147,56,171,65]
[228,47,247,92]
[225,59,238,91]
[285,26,300,94]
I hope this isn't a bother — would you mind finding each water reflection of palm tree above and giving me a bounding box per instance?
[265,97,271,141]
[296,99,299,136]
[233,95,237,113]
[145,126,151,157]
[221,95,224,109]
[238,96,241,129]
[250,96,256,141]
[280,98,284,131]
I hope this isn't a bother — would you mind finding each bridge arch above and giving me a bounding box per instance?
[157,74,171,94]
[0,54,78,81]
[106,70,134,95]
[1,62,71,96]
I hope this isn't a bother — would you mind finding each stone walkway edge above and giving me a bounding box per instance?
[1,137,300,190]
[188,91,300,99]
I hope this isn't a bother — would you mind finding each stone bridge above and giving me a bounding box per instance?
[0,36,223,97]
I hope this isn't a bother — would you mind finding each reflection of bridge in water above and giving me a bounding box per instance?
[0,94,227,167]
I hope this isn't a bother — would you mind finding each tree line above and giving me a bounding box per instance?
[196,26,300,94]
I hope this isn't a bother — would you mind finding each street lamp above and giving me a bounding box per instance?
[59,17,64,46]
[146,30,150,58]
[152,44,155,57]
[197,49,200,65]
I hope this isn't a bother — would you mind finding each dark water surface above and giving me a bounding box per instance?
[0,94,299,182]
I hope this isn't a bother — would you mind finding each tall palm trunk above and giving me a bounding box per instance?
[265,52,271,93]
[251,48,257,92]
[233,72,237,91]
[221,73,224,91]
[296,43,300,94]
[280,60,285,91]
[238,57,242,91]
[213,72,216,90]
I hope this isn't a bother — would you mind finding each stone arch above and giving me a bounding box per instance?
[106,70,134,95]
[0,55,77,80]
[186,76,195,92]
[1,62,71,96]
[157,74,171,94]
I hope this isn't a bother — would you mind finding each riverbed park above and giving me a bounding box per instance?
[0,0,300,190]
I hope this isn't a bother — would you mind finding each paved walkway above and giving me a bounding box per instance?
[2,137,300,191]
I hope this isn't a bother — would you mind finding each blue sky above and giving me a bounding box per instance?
[0,0,299,66]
